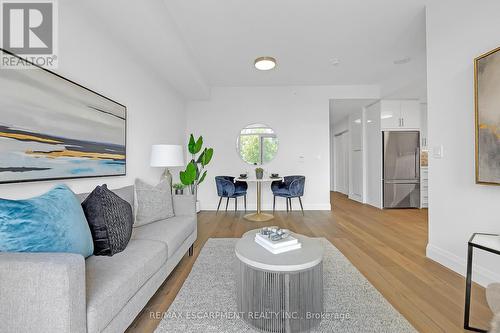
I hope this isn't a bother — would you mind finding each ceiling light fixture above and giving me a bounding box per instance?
[254,57,276,71]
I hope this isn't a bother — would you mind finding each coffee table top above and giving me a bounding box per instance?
[235,229,324,272]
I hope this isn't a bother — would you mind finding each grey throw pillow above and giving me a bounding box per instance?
[134,179,174,227]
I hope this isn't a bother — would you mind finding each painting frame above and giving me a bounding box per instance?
[0,48,127,184]
[474,46,500,186]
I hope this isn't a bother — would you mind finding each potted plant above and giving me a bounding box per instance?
[179,134,214,212]
[172,183,185,195]
[255,167,264,179]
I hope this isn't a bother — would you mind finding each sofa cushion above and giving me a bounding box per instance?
[85,239,167,333]
[82,185,133,256]
[132,215,196,258]
[77,185,134,215]
[134,179,174,227]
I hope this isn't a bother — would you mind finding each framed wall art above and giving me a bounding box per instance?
[475,46,500,185]
[0,49,126,184]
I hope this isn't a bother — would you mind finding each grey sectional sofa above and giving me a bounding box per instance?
[0,185,197,333]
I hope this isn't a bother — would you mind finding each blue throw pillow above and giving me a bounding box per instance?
[0,184,94,257]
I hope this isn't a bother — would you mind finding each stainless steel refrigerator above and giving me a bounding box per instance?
[383,131,420,208]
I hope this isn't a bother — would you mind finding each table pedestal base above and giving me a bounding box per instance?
[244,212,275,222]
[237,260,323,333]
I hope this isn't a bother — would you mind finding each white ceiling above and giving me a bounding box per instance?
[75,0,210,100]
[78,1,428,101]
[163,0,427,99]
[330,99,378,125]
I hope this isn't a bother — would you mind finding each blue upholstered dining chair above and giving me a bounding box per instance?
[271,175,306,215]
[215,176,248,213]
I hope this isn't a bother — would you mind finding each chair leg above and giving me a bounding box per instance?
[289,198,292,212]
[273,196,276,213]
[244,195,247,212]
[188,244,194,256]
[286,197,289,212]
[298,197,304,216]
[225,197,229,212]
[235,197,237,212]
[216,197,222,214]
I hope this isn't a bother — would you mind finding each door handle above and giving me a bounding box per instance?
[415,149,419,178]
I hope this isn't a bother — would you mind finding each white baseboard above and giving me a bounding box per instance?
[348,194,363,203]
[426,243,500,287]
[200,203,331,211]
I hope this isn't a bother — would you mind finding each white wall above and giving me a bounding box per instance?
[426,0,500,286]
[0,2,187,199]
[186,85,379,211]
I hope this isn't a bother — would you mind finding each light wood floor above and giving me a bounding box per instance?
[126,192,492,333]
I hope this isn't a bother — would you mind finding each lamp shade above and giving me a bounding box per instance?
[150,145,184,167]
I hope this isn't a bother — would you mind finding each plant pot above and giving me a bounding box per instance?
[175,189,183,195]
[196,200,201,213]
[255,169,263,179]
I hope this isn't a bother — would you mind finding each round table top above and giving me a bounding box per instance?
[236,177,282,182]
[235,229,324,272]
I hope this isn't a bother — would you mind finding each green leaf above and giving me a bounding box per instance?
[193,136,203,154]
[179,171,190,185]
[179,161,197,185]
[196,149,205,164]
[194,163,200,181]
[188,134,196,154]
[202,148,213,166]
[198,170,207,185]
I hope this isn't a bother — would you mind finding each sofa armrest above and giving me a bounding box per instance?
[173,194,196,216]
[0,252,86,333]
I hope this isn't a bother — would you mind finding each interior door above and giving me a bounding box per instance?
[334,133,349,195]
[343,133,349,194]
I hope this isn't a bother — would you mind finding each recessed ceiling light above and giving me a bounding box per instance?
[254,57,276,71]
[331,58,340,66]
[393,56,411,65]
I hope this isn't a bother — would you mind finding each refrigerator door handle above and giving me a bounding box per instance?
[415,148,419,179]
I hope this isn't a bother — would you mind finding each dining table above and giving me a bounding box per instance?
[237,177,282,222]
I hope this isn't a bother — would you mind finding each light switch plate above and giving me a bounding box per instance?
[432,145,443,159]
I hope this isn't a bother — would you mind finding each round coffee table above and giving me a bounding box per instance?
[235,230,324,333]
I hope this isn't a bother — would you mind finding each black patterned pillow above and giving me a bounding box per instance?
[82,185,133,256]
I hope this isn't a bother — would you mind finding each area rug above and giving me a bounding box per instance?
[154,238,416,332]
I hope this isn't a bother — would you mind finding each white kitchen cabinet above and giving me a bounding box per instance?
[380,100,421,130]
[420,103,428,148]
[380,100,401,129]
[400,100,420,129]
[420,167,428,208]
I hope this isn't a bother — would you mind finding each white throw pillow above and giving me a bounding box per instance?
[134,179,174,227]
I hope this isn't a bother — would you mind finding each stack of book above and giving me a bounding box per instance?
[254,233,301,254]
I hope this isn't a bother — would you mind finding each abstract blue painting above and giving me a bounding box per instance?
[0,49,126,183]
